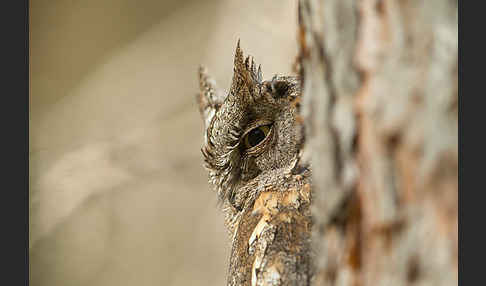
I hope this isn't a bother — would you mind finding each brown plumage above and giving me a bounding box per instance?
[197,40,313,286]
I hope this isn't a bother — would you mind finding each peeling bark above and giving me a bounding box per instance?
[297,0,458,285]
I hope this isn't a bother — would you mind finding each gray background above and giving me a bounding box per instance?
[29,0,298,285]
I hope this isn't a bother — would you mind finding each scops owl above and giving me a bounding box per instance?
[197,40,312,286]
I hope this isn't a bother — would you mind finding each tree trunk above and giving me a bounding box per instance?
[297,0,458,285]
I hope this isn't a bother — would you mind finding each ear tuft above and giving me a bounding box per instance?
[234,39,245,74]
[230,40,264,100]
[197,65,224,127]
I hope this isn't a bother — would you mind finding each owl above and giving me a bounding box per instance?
[197,40,312,286]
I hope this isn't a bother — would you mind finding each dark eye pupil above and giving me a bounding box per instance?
[248,128,266,147]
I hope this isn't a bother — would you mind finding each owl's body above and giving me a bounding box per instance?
[197,41,312,286]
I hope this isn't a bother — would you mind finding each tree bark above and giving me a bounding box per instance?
[297,0,458,285]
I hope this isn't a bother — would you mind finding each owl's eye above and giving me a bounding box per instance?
[243,124,272,149]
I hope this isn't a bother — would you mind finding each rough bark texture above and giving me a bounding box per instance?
[297,0,458,285]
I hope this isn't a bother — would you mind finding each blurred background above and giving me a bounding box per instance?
[29,0,298,285]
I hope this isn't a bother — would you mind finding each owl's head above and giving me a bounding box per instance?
[197,41,304,211]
